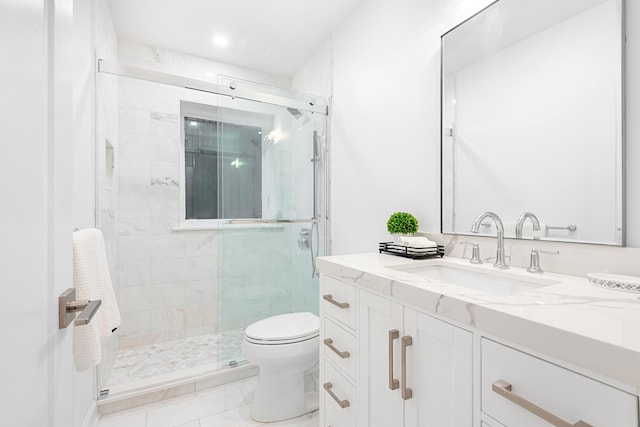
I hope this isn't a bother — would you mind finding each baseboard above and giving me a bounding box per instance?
[82,400,99,427]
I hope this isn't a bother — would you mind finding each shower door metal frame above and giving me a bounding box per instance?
[95,60,331,397]
[98,60,328,115]
[97,58,330,246]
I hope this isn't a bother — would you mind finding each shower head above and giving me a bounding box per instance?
[287,107,303,119]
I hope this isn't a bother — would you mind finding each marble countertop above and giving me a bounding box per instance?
[317,253,640,393]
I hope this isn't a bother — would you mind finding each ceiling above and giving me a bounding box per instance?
[108,0,363,78]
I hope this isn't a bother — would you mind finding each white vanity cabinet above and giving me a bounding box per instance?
[318,261,640,427]
[481,339,638,427]
[319,275,473,427]
[319,274,359,427]
[358,290,473,427]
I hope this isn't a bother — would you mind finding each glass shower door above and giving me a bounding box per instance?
[215,80,327,366]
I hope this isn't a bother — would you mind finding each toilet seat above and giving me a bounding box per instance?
[244,312,319,345]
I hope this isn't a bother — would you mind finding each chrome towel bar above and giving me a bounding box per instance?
[58,288,102,329]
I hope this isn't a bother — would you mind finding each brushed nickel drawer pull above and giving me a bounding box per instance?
[323,294,350,309]
[323,382,350,408]
[388,329,400,390]
[492,380,593,427]
[324,338,350,359]
[401,335,413,400]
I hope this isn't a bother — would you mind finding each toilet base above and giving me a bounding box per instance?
[250,368,319,422]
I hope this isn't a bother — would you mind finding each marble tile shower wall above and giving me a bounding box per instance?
[219,227,296,332]
[116,77,220,349]
[114,41,319,350]
[115,81,300,350]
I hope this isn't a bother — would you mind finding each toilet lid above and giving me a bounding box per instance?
[245,312,319,343]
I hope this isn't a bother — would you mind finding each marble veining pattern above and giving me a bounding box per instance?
[151,177,179,187]
[107,330,244,387]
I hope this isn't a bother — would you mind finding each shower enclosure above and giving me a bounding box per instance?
[95,62,328,399]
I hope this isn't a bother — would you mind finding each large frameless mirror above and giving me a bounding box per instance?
[441,0,624,245]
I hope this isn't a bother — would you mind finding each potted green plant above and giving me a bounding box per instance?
[387,212,419,242]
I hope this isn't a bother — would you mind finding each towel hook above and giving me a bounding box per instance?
[58,288,102,329]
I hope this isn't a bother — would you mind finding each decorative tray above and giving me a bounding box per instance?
[378,242,445,260]
[587,273,640,294]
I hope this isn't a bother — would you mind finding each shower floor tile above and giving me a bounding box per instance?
[107,330,245,388]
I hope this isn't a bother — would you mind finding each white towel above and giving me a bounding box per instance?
[398,236,438,248]
[72,228,121,371]
[73,319,102,372]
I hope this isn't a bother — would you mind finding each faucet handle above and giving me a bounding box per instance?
[460,241,482,264]
[527,248,559,274]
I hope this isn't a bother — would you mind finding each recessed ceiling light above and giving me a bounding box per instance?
[189,121,198,127]
[212,35,229,47]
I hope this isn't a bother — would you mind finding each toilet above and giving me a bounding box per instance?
[242,312,320,422]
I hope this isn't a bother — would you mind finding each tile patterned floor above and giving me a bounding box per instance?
[98,377,319,427]
[107,330,245,387]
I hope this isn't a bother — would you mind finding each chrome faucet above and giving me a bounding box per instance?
[515,212,541,240]
[470,211,509,269]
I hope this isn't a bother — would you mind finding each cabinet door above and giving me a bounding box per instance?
[482,339,639,427]
[404,308,473,427]
[359,290,405,427]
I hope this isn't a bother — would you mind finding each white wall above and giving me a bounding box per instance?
[73,0,97,230]
[117,40,291,90]
[1,0,98,425]
[294,0,640,253]
[294,0,493,255]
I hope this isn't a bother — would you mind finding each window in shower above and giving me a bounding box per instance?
[181,101,272,221]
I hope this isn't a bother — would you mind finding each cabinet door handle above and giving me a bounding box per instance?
[323,382,350,408]
[324,338,350,359]
[388,329,400,390]
[492,380,593,427]
[323,294,349,309]
[401,335,413,400]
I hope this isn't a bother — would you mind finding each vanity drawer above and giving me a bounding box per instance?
[323,361,357,427]
[481,339,638,427]
[321,275,357,330]
[323,317,357,381]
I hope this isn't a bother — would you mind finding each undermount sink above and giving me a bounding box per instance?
[389,262,560,295]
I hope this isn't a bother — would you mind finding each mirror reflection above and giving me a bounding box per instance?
[441,0,623,245]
